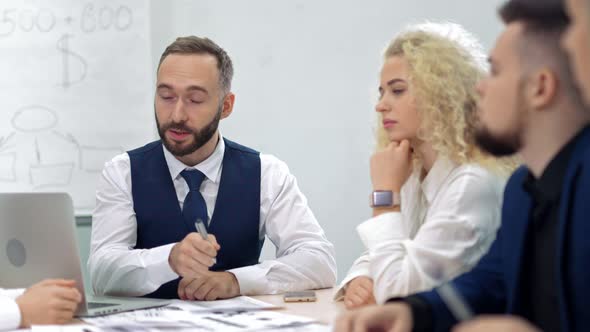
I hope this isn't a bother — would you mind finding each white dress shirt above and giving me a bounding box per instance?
[335,157,504,304]
[89,135,337,297]
[0,288,24,331]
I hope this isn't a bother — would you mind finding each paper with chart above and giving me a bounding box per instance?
[0,0,153,214]
[33,321,332,332]
[80,296,320,332]
[82,310,318,332]
[166,296,279,312]
[82,296,279,327]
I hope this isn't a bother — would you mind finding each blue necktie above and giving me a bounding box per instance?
[180,169,208,232]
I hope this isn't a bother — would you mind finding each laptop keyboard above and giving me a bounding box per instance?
[88,302,120,309]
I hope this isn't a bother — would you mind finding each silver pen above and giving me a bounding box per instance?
[436,282,473,322]
[194,218,217,264]
[194,218,209,240]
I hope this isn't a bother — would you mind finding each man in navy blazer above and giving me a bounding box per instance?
[335,0,590,331]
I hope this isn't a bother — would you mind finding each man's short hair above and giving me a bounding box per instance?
[499,0,569,30]
[158,36,234,94]
[498,0,584,106]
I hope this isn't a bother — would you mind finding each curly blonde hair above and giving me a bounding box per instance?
[376,22,518,175]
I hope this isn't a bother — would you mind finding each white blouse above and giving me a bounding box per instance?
[0,288,23,331]
[335,157,505,304]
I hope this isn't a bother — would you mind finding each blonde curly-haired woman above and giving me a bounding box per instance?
[335,22,517,309]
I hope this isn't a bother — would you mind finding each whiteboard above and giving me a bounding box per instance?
[0,0,154,214]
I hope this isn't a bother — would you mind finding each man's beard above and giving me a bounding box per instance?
[474,83,527,157]
[156,106,222,157]
[474,124,520,157]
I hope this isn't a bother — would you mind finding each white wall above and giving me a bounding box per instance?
[149,0,506,282]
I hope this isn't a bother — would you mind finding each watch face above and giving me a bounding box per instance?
[372,191,393,207]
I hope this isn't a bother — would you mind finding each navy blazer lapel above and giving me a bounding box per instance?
[555,127,590,332]
[504,174,533,312]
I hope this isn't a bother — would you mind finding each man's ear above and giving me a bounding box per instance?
[527,68,558,110]
[220,93,235,119]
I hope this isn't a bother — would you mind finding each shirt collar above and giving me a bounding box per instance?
[523,128,581,201]
[421,157,457,204]
[162,133,225,184]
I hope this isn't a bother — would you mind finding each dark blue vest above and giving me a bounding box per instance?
[128,138,263,299]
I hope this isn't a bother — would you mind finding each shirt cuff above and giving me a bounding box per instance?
[333,267,370,301]
[228,263,274,295]
[143,243,179,286]
[356,212,406,250]
[0,296,22,330]
[388,295,433,332]
[0,288,25,299]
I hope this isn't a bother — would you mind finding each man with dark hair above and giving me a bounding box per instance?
[157,37,234,95]
[88,36,336,300]
[335,0,590,331]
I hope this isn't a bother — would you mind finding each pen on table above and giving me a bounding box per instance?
[195,218,217,264]
[436,281,473,322]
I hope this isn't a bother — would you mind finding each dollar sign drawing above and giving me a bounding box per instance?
[56,34,88,89]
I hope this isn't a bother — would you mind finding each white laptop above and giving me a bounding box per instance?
[0,192,169,317]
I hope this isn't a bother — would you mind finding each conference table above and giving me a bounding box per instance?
[251,288,345,325]
[69,288,344,330]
